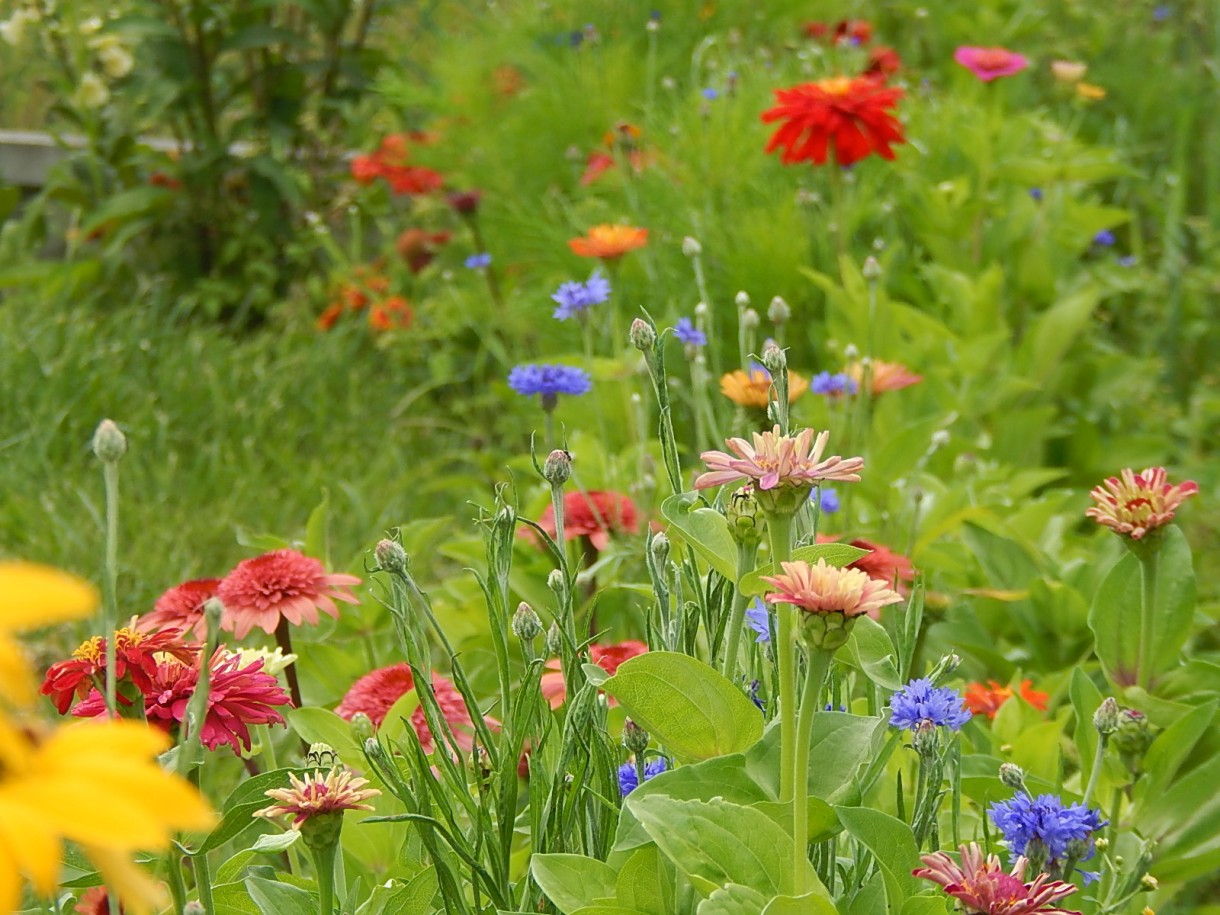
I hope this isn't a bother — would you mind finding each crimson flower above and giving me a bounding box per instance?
[533,491,640,551]
[350,134,443,195]
[395,228,452,274]
[762,76,905,167]
[914,843,1080,914]
[217,549,361,640]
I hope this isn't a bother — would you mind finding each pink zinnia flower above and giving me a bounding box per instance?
[255,767,380,829]
[533,490,641,551]
[1085,467,1198,540]
[846,359,923,395]
[762,559,903,618]
[914,843,1080,914]
[540,640,648,709]
[217,549,361,640]
[139,577,221,640]
[696,426,864,492]
[954,46,1030,82]
[335,664,496,754]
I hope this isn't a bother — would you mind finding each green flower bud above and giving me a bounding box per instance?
[912,719,939,757]
[91,419,127,463]
[512,602,543,643]
[928,651,962,685]
[307,743,339,768]
[650,531,670,568]
[375,538,408,573]
[1093,697,1120,737]
[767,296,791,325]
[797,609,855,652]
[862,255,883,281]
[349,712,375,745]
[761,340,787,375]
[999,762,1027,792]
[623,718,650,756]
[726,486,765,546]
[629,318,656,352]
[544,622,563,658]
[543,449,572,487]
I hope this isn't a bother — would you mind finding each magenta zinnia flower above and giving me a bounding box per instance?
[1085,467,1198,540]
[139,577,221,640]
[695,426,864,492]
[914,843,1080,914]
[762,559,903,618]
[954,46,1030,81]
[255,767,380,829]
[217,549,361,639]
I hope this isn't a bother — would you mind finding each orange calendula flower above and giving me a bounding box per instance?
[1085,467,1198,540]
[255,766,380,829]
[846,359,923,394]
[963,680,1050,719]
[568,224,649,259]
[761,76,905,167]
[720,366,810,409]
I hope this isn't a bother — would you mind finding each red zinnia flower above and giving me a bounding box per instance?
[336,664,497,754]
[316,302,344,331]
[533,490,640,551]
[217,549,361,640]
[368,296,414,333]
[762,76,905,167]
[964,680,1050,720]
[539,640,648,709]
[865,46,903,80]
[138,577,221,640]
[350,135,444,195]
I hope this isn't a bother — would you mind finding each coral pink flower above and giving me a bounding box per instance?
[964,680,1050,720]
[1085,467,1198,540]
[336,664,496,754]
[914,843,1080,914]
[954,46,1030,82]
[762,559,902,618]
[846,359,923,394]
[846,538,916,591]
[761,76,905,167]
[534,491,640,551]
[540,641,648,709]
[696,426,864,493]
[255,767,380,829]
[217,549,361,640]
[139,577,221,640]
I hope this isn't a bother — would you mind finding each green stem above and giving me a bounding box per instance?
[194,847,215,915]
[1082,735,1108,808]
[721,542,760,680]
[1136,550,1160,691]
[311,840,339,915]
[768,513,796,802]
[791,649,832,893]
[166,846,187,915]
[101,462,120,717]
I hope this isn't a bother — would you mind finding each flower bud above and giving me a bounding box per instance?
[862,255,883,281]
[1113,708,1153,765]
[92,419,127,463]
[735,290,751,309]
[761,340,787,375]
[797,610,855,652]
[375,539,408,573]
[512,602,543,643]
[544,622,563,658]
[682,236,702,257]
[843,343,860,361]
[349,712,375,744]
[629,318,656,352]
[1140,874,1158,892]
[912,719,939,756]
[726,486,765,547]
[928,651,962,685]
[767,296,791,325]
[307,743,339,768]
[184,903,206,915]
[623,718,650,755]
[1093,697,1120,738]
[543,449,572,487]
[1094,837,1109,852]
[547,569,566,598]
[694,300,709,317]
[650,532,670,568]
[1024,837,1050,877]
[999,762,1027,792]
[741,308,760,330]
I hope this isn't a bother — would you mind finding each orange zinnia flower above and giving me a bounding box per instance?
[568,224,649,259]
[720,367,810,409]
[963,680,1049,719]
[762,76,905,167]
[846,359,923,394]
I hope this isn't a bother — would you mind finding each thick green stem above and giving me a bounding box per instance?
[1136,550,1160,691]
[1082,735,1108,808]
[194,847,215,915]
[768,513,796,802]
[101,462,120,717]
[721,542,759,680]
[311,840,339,915]
[791,649,832,893]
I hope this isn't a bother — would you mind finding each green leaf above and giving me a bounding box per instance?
[752,797,839,843]
[196,767,314,854]
[762,893,839,914]
[211,881,261,915]
[1138,700,1218,804]
[380,867,440,915]
[615,845,671,915]
[1069,668,1104,791]
[286,707,362,762]
[79,186,173,235]
[244,875,316,915]
[532,854,619,914]
[660,493,738,582]
[1134,753,1220,882]
[600,652,763,761]
[220,24,305,52]
[304,488,330,566]
[250,831,299,853]
[738,544,868,597]
[696,884,769,915]
[836,807,920,910]
[1017,284,1102,381]
[745,714,884,802]
[899,898,950,915]
[842,617,903,690]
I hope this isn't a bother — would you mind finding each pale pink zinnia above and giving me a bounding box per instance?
[217,549,361,639]
[954,46,1030,82]
[762,559,903,618]
[138,577,222,640]
[914,843,1080,914]
[695,425,864,492]
[1085,467,1198,540]
[255,767,380,829]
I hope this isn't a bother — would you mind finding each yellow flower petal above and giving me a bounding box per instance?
[0,842,21,915]
[0,796,62,894]
[0,561,98,632]
[0,635,35,705]
[84,845,166,915]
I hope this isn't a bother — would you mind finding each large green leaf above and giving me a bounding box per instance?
[738,544,868,597]
[660,493,738,582]
[745,714,884,803]
[532,854,619,914]
[615,845,671,915]
[696,884,769,915]
[842,617,903,690]
[836,807,920,911]
[244,875,316,915]
[286,707,362,761]
[196,767,313,854]
[1134,753,1220,882]
[600,652,763,761]
[763,894,839,914]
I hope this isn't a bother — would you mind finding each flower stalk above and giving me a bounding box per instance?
[1136,549,1160,691]
[791,647,832,891]
[768,512,797,803]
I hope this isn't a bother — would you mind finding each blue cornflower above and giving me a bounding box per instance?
[1093,229,1116,247]
[618,757,668,796]
[1029,188,1043,202]
[989,793,1105,866]
[552,270,611,320]
[748,679,765,711]
[814,487,840,513]
[888,678,972,731]
[810,371,858,396]
[1153,4,1171,20]
[507,364,592,409]
[673,317,707,347]
[1117,255,1137,268]
[701,87,719,101]
[465,253,492,269]
[745,598,771,643]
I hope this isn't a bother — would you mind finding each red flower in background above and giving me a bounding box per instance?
[533,491,640,551]
[865,46,903,80]
[964,680,1050,719]
[539,641,648,709]
[396,228,452,274]
[138,578,221,640]
[351,133,443,196]
[762,76,905,167]
[803,19,872,46]
[217,549,361,640]
[368,296,414,332]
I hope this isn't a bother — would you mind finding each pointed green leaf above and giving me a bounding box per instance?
[532,854,619,914]
[836,807,920,910]
[660,493,738,582]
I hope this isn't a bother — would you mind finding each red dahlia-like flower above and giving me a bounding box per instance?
[138,577,222,640]
[915,843,1080,914]
[533,490,640,551]
[217,549,361,640]
[335,664,497,754]
[762,76,905,167]
[539,640,648,709]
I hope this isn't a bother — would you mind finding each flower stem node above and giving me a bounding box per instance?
[512,602,543,643]
[623,718,650,756]
[375,539,409,574]
[629,318,657,352]
[797,609,855,652]
[543,449,573,486]
[999,762,1027,793]
[726,486,765,547]
[1093,697,1120,738]
[92,419,128,463]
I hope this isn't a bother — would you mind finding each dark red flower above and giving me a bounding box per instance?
[138,578,221,640]
[534,491,640,551]
[395,228,452,273]
[762,76,905,167]
[447,189,483,215]
[865,46,903,80]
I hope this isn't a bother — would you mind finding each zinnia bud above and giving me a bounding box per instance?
[543,449,572,487]
[91,419,127,463]
[629,318,656,352]
[307,743,339,768]
[726,486,764,547]
[512,602,542,643]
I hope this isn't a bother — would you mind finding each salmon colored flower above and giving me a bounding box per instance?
[540,641,648,709]
[1085,467,1198,541]
[914,843,1079,914]
[846,359,923,394]
[568,224,649,259]
[696,426,864,493]
[964,680,1050,720]
[138,578,221,640]
[255,766,380,829]
[847,538,916,590]
[336,665,496,754]
[763,559,903,618]
[954,46,1030,82]
[217,549,361,640]
[74,886,118,914]
[762,76,905,167]
[720,366,810,409]
[368,296,414,332]
[533,491,640,551]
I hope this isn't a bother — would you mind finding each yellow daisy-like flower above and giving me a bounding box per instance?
[0,561,98,704]
[720,368,810,409]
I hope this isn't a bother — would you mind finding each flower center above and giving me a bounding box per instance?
[976,50,1013,71]
[72,636,104,663]
[817,76,855,95]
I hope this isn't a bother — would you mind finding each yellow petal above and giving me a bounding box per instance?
[0,635,35,705]
[0,561,98,632]
[0,842,22,915]
[0,796,62,894]
[41,719,170,761]
[84,845,166,915]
